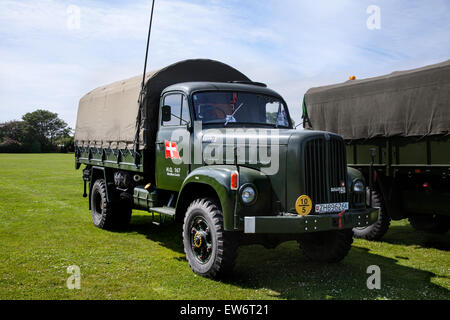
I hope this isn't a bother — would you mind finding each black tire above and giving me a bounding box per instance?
[408,214,449,234]
[90,179,132,230]
[353,188,391,241]
[182,198,238,279]
[298,229,353,263]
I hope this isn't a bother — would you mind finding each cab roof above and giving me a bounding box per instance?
[162,82,284,100]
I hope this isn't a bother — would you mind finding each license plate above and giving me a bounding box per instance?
[315,202,349,214]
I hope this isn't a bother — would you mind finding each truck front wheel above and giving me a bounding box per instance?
[182,198,238,279]
[298,229,353,263]
[353,188,391,241]
[91,179,132,230]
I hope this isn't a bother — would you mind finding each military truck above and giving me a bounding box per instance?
[75,59,379,278]
[303,60,450,240]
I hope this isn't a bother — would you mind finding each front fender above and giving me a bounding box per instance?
[347,167,366,207]
[178,166,238,230]
[177,166,272,231]
[347,167,365,187]
[234,166,273,227]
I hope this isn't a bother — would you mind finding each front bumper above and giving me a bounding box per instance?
[244,207,379,234]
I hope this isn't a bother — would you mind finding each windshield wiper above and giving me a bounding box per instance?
[224,103,245,127]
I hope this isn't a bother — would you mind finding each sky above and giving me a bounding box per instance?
[0,0,449,129]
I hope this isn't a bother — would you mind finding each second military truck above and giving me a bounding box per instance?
[75,59,379,278]
[303,59,450,240]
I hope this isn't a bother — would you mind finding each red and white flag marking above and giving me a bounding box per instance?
[165,140,180,159]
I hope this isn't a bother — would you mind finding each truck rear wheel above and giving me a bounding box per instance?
[408,214,449,234]
[91,179,132,230]
[298,229,353,263]
[182,198,238,279]
[353,188,391,241]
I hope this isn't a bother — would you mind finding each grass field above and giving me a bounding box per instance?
[0,153,449,300]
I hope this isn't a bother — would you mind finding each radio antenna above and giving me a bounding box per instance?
[141,0,156,94]
[135,0,156,155]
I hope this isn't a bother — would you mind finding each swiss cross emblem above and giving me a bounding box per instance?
[165,140,180,159]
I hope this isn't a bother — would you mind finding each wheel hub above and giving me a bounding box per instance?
[193,232,205,248]
[190,217,212,264]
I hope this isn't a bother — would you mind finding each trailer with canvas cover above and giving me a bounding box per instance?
[303,59,450,240]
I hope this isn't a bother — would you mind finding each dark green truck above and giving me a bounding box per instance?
[303,59,450,240]
[75,59,379,278]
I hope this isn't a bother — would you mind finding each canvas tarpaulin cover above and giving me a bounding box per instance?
[75,59,250,150]
[303,59,450,140]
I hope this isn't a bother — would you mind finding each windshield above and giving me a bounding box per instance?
[192,91,291,128]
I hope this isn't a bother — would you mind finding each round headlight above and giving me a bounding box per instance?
[353,180,365,193]
[241,186,257,205]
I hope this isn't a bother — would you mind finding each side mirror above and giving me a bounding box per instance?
[162,105,171,122]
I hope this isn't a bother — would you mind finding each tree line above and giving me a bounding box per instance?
[0,109,74,153]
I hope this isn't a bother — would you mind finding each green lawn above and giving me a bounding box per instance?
[0,153,449,300]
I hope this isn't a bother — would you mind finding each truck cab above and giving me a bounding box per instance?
[155,82,291,190]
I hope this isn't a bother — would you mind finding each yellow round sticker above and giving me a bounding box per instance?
[296,195,313,216]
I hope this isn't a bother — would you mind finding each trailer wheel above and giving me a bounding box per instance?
[91,179,132,230]
[298,229,353,263]
[353,188,390,241]
[182,198,238,279]
[408,214,449,234]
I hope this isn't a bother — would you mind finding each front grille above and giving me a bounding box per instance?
[303,136,348,210]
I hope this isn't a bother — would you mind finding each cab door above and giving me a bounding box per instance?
[155,92,192,191]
